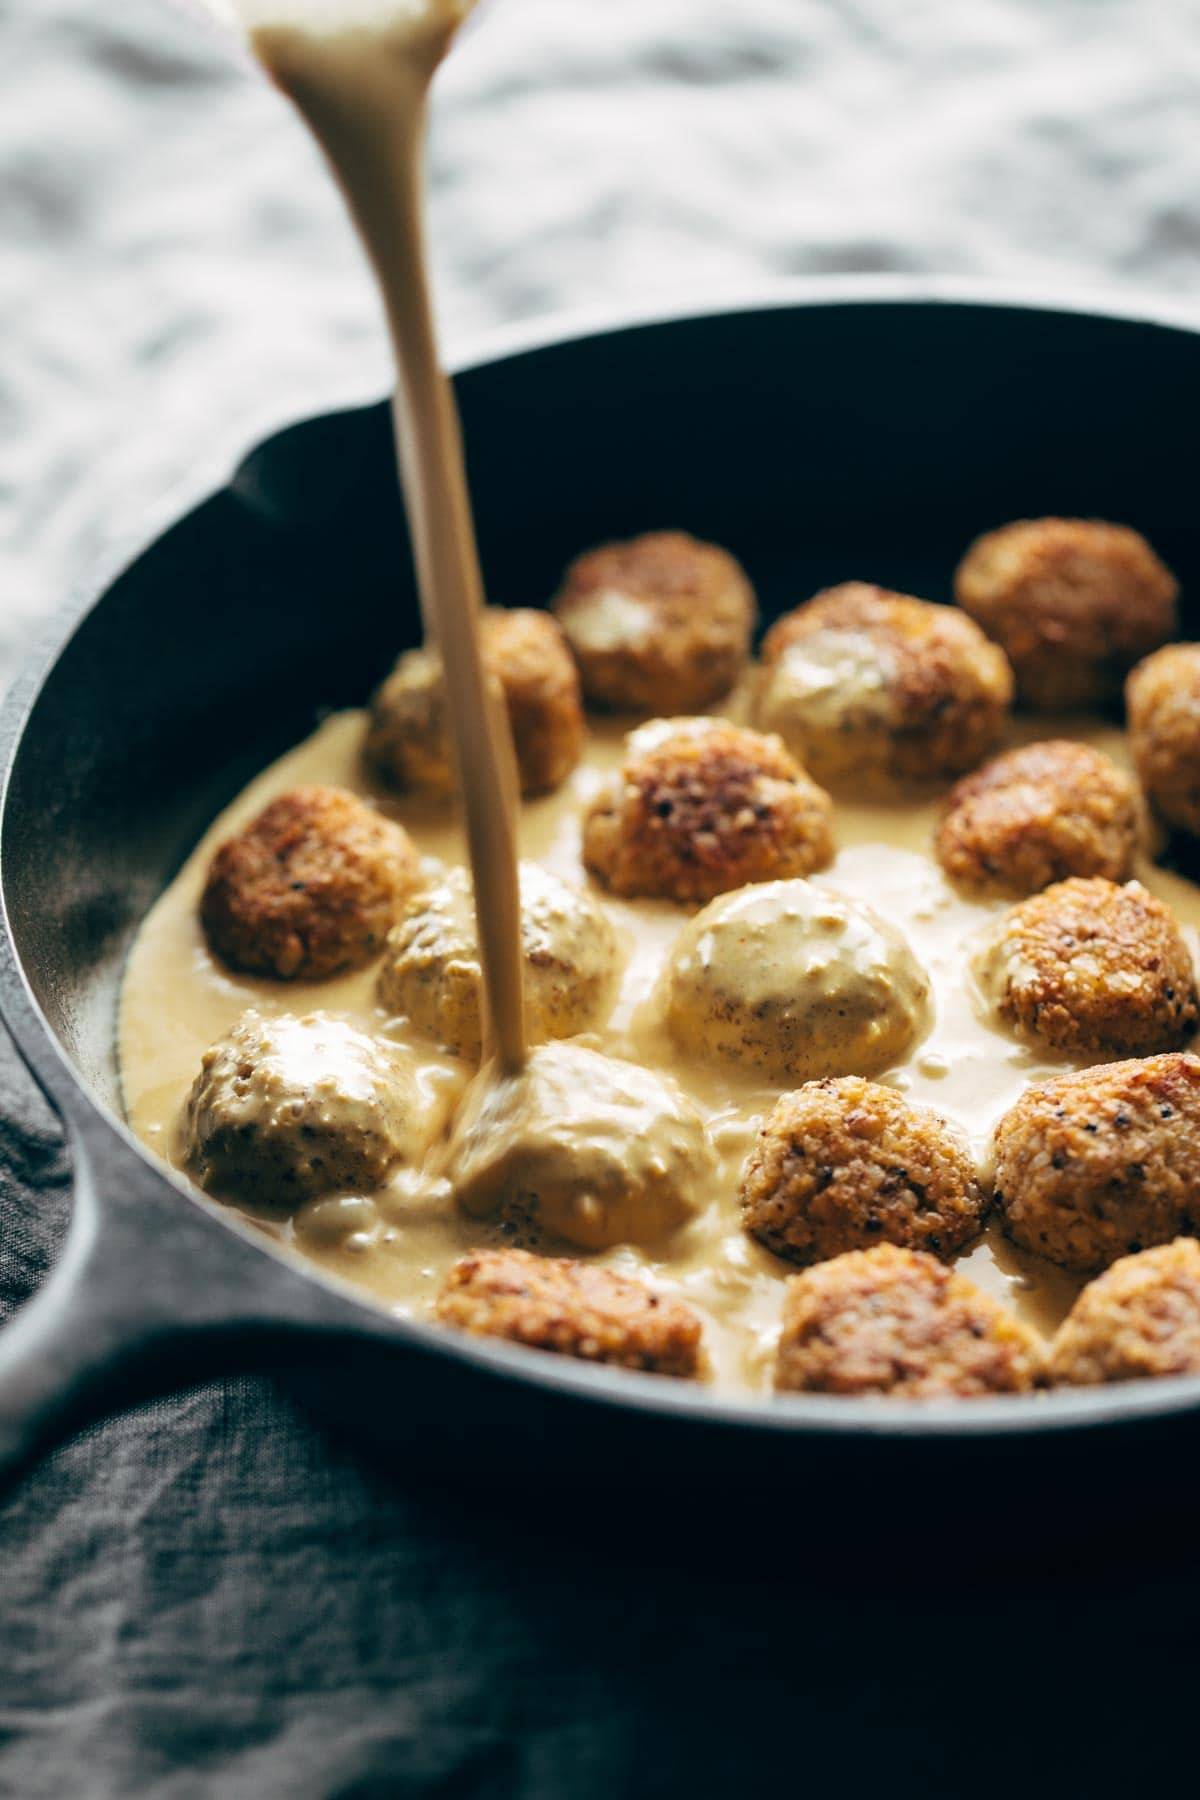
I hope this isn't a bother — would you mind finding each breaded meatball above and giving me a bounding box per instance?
[935,740,1142,896]
[186,1010,428,1205]
[663,879,931,1082]
[992,1052,1200,1272]
[201,785,423,980]
[1127,643,1200,838]
[434,1248,704,1378]
[773,1245,1045,1398]
[378,861,621,1059]
[954,517,1177,711]
[976,877,1199,1059]
[757,582,1013,788]
[740,1078,985,1266]
[1049,1239,1200,1386]
[366,608,584,798]
[552,530,755,714]
[583,717,834,905]
[446,1041,715,1251]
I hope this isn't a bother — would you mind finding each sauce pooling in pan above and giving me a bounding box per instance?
[118,703,1200,1392]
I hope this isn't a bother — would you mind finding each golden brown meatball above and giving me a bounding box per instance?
[378,862,621,1059]
[1127,643,1200,837]
[954,517,1177,711]
[935,740,1142,896]
[757,582,1013,788]
[992,1052,1200,1272]
[741,1078,986,1266]
[976,877,1198,1059]
[366,608,584,798]
[583,717,834,905]
[434,1248,705,1378]
[186,1010,432,1205]
[773,1245,1045,1398]
[1049,1239,1200,1386]
[201,785,422,980]
[663,881,931,1081]
[446,1041,715,1251]
[552,530,756,714]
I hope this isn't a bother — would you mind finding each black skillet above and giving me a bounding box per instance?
[4,282,1200,1520]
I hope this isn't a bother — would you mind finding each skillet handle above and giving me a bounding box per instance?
[0,1095,383,1487]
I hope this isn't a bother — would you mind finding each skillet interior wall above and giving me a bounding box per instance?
[5,297,1200,1116]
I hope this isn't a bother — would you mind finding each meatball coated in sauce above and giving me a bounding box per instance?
[741,1078,985,1267]
[1049,1239,1200,1387]
[976,878,1199,1060]
[992,1052,1200,1272]
[1127,644,1200,838]
[757,582,1012,789]
[446,1041,715,1251]
[378,861,621,1059]
[366,607,584,798]
[773,1245,1045,1399]
[201,785,423,980]
[663,879,930,1082]
[954,517,1178,711]
[186,1010,425,1205]
[434,1248,705,1378]
[935,740,1142,897]
[583,717,834,906]
[552,530,756,714]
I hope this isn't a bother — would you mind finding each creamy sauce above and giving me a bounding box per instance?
[233,0,527,1072]
[118,699,1200,1391]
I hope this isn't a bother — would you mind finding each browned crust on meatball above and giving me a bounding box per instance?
[980,877,1199,1059]
[935,740,1142,896]
[582,719,834,904]
[954,518,1178,711]
[1049,1239,1200,1386]
[434,1248,704,1378]
[1127,643,1200,838]
[773,1244,1045,1398]
[366,608,584,798]
[201,786,423,980]
[992,1052,1200,1272]
[740,1078,987,1266]
[553,530,756,713]
[762,580,1013,777]
[482,608,585,794]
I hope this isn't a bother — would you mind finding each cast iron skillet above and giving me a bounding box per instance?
[4,280,1200,1509]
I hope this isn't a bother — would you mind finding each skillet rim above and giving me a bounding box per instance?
[5,274,1200,1444]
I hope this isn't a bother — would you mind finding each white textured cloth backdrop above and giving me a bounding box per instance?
[5,0,1200,682]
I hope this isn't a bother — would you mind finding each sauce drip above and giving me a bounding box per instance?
[227,0,527,1071]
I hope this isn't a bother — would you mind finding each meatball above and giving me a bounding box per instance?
[935,740,1142,896]
[992,1052,1200,1272]
[740,1078,985,1266]
[1127,643,1200,838]
[446,1041,715,1251]
[366,607,584,798]
[663,879,930,1082]
[757,582,1013,788]
[954,517,1177,711]
[434,1248,705,1378]
[773,1245,1045,1398]
[186,1010,428,1205]
[583,717,834,905]
[378,861,621,1059]
[552,530,756,714]
[1049,1239,1200,1386]
[201,785,423,980]
[976,877,1199,1059]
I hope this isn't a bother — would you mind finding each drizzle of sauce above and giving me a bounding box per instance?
[117,701,1200,1391]
[223,0,527,1072]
